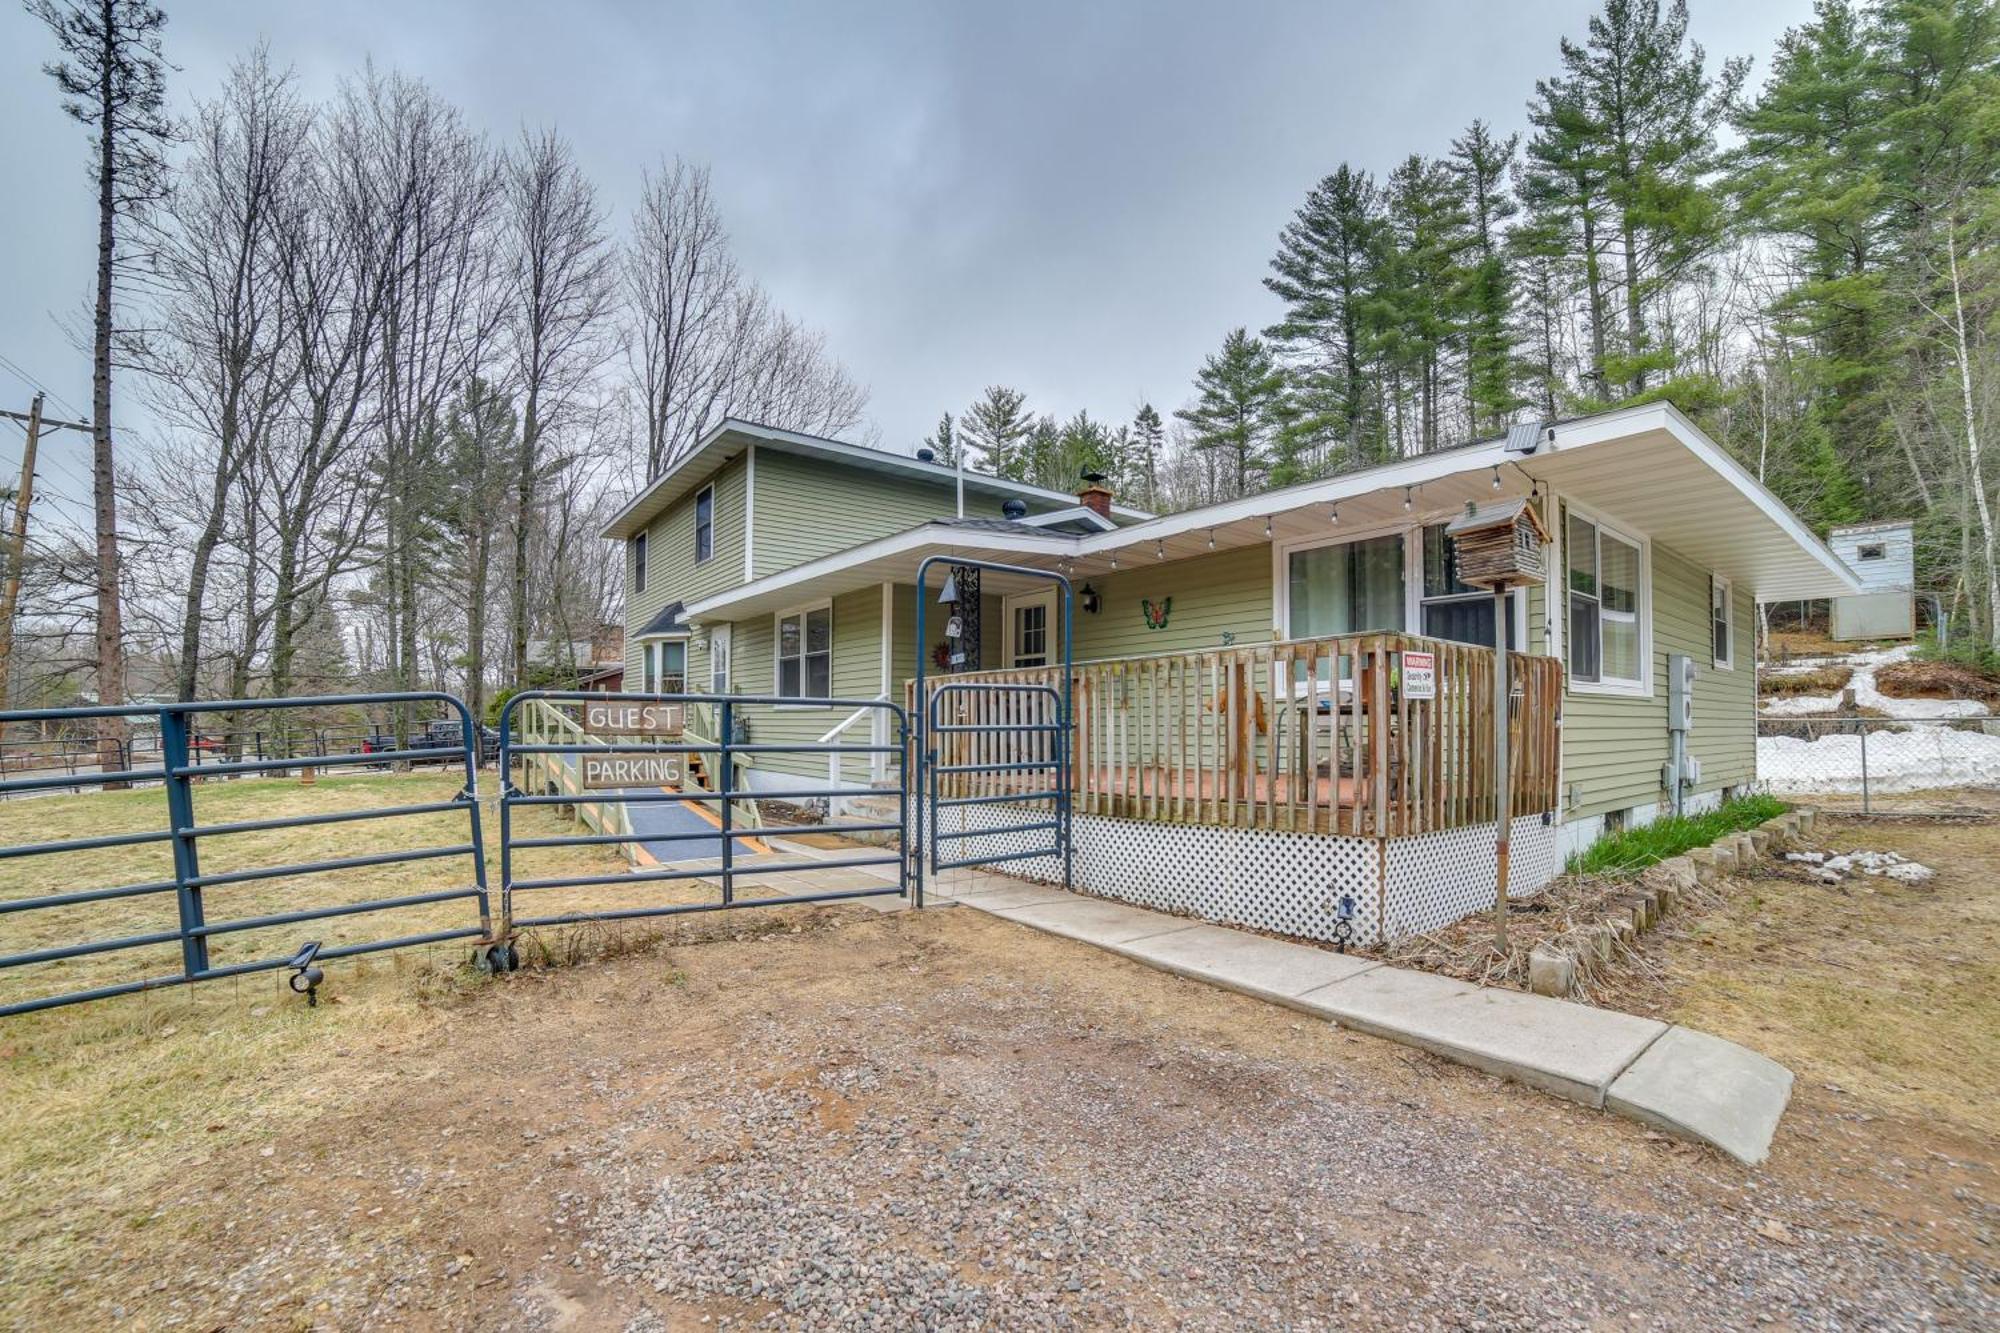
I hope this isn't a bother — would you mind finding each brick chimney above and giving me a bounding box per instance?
[1076,470,1113,519]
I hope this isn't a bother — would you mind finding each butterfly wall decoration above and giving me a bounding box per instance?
[1142,596,1172,630]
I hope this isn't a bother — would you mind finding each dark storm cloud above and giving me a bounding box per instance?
[1,0,1812,497]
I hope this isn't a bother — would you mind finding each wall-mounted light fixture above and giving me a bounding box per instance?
[1078,582,1102,614]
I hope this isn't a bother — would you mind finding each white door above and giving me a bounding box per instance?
[1004,590,1056,668]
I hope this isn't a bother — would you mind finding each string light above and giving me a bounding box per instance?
[1155,539,1165,561]
[1264,516,1273,538]
[1206,529,1216,549]
[1110,551,1119,570]
[1329,505,1339,525]
[1491,465,1503,490]
[1403,486,1414,512]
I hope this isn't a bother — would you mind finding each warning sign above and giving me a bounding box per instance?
[581,754,683,788]
[1402,650,1437,700]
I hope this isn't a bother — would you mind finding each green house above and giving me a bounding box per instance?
[601,404,1858,943]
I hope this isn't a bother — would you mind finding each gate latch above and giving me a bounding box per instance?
[286,940,325,1006]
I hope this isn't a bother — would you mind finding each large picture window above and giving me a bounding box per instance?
[1421,525,1517,650]
[1287,533,1405,638]
[694,485,714,564]
[1566,508,1643,688]
[776,604,832,699]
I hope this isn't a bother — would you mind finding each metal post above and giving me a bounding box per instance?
[160,709,210,978]
[1491,585,1512,953]
[1859,723,1871,815]
[719,698,735,906]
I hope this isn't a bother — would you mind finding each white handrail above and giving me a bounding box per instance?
[820,692,890,788]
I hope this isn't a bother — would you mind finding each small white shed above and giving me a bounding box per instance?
[1827,520,1915,640]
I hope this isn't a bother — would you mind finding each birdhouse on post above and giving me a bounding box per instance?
[1443,497,1550,589]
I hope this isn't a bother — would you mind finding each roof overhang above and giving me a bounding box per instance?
[601,418,1152,540]
[679,401,1860,620]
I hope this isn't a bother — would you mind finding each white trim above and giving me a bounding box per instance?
[693,482,716,566]
[876,580,894,766]
[1711,572,1735,671]
[632,629,690,642]
[1019,505,1117,532]
[1002,588,1058,667]
[1561,499,1654,698]
[743,444,756,581]
[772,597,835,706]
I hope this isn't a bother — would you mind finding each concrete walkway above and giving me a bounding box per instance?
[933,872,1793,1166]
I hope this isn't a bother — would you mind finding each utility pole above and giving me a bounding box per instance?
[0,396,93,708]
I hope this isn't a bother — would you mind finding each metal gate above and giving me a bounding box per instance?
[913,556,1073,893]
[494,690,910,943]
[0,692,491,1018]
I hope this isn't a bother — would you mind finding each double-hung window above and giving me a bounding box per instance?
[632,531,648,594]
[1420,524,1517,650]
[1710,576,1733,669]
[1566,508,1643,689]
[776,604,832,700]
[694,485,714,564]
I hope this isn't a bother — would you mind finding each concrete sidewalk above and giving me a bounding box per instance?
[935,873,1793,1166]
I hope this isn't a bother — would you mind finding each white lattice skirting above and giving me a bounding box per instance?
[931,804,1559,948]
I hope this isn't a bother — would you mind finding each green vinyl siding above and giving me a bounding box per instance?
[723,584,889,785]
[622,455,747,686]
[1560,540,1755,821]
[1070,544,1274,661]
[751,449,1069,578]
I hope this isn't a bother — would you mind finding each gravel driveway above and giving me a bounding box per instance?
[25,905,1996,1330]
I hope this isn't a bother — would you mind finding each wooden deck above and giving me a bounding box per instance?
[916,633,1565,840]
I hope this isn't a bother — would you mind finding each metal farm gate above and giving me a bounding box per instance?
[913,556,1074,892]
[494,689,912,946]
[0,692,491,1018]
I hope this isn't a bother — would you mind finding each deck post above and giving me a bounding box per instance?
[1491,587,1512,953]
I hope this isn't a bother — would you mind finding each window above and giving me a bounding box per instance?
[1857,543,1885,561]
[709,625,731,693]
[1286,533,1406,638]
[632,531,648,593]
[694,485,714,564]
[1008,592,1053,668]
[1710,576,1733,670]
[1566,508,1644,689]
[642,642,657,693]
[775,604,831,699]
[1420,525,1518,650]
[658,640,687,692]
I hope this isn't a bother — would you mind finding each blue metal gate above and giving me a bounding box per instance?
[0,692,491,1018]
[494,690,910,938]
[913,557,1073,893]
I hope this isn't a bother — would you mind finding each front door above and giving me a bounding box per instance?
[1005,590,1055,668]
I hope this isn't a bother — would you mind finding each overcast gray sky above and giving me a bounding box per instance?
[2,0,1813,517]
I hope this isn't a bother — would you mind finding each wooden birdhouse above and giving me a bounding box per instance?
[1444,497,1550,588]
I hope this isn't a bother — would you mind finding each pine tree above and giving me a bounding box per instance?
[1131,403,1165,508]
[961,385,1033,478]
[1374,154,1472,454]
[922,411,960,467]
[1449,120,1525,434]
[1175,329,1287,496]
[1264,165,1385,458]
[1521,68,1616,402]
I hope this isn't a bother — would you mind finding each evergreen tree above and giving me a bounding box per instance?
[961,385,1033,478]
[1521,69,1615,402]
[1264,165,1385,457]
[922,411,960,467]
[1175,329,1287,495]
[1131,402,1165,508]
[1449,120,1526,434]
[1374,154,1472,454]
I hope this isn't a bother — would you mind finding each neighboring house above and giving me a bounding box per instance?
[1827,520,1917,641]
[603,406,1858,943]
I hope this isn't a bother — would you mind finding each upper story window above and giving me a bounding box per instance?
[1711,576,1733,670]
[1420,524,1518,650]
[1566,507,1645,691]
[631,531,648,594]
[694,485,714,564]
[1856,543,1885,561]
[776,603,832,699]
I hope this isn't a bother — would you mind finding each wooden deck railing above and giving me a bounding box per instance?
[912,634,1562,839]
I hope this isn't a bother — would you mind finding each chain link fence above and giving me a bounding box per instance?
[1757,716,2000,815]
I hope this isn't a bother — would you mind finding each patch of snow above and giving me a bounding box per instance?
[1760,644,1989,720]
[1758,726,2000,794]
[1784,851,1825,864]
[1793,846,1937,885]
